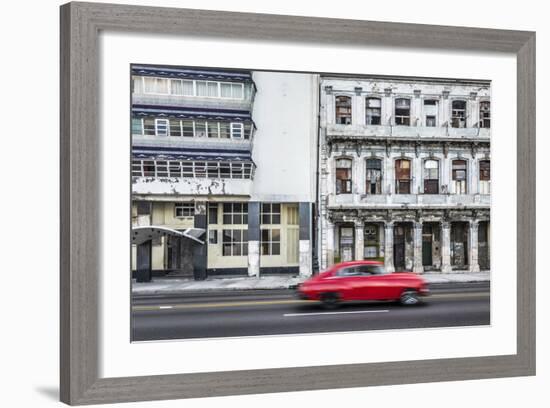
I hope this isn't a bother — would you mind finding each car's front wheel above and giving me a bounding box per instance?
[320,292,340,309]
[400,289,420,306]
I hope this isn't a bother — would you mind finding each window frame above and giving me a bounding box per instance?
[335,157,353,194]
[451,100,467,128]
[365,158,383,195]
[395,158,412,194]
[365,97,382,125]
[174,202,195,218]
[423,159,440,194]
[394,98,411,126]
[335,95,352,125]
[479,100,491,128]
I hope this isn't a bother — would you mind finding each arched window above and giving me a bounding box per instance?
[479,101,491,128]
[395,98,411,126]
[423,159,439,194]
[366,97,382,125]
[395,159,411,194]
[479,160,491,194]
[336,158,352,194]
[366,158,382,194]
[452,159,467,194]
[335,96,352,125]
[451,100,467,128]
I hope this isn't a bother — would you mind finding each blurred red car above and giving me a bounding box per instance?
[298,260,429,308]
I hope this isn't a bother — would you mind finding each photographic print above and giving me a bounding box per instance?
[130,65,491,341]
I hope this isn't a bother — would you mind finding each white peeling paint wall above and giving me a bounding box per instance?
[250,72,319,203]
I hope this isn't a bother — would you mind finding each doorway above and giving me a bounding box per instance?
[451,222,469,269]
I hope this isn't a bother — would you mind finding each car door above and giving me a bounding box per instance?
[354,264,389,300]
[332,266,364,300]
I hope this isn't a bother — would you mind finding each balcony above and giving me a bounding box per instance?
[133,93,254,112]
[132,134,254,152]
[327,193,490,208]
[132,177,253,197]
[326,124,490,142]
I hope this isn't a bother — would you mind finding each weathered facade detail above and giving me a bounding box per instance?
[319,76,491,273]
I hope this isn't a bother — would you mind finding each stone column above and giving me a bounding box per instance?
[469,220,480,273]
[413,222,424,273]
[298,202,312,277]
[441,221,452,273]
[384,222,395,273]
[247,202,260,277]
[136,240,152,283]
[325,221,336,268]
[355,220,364,261]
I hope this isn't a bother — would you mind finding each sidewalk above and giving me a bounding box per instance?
[132,272,490,296]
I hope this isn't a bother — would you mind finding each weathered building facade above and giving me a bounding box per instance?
[131,66,318,281]
[318,76,491,274]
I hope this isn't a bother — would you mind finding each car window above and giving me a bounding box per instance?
[336,267,361,277]
[362,265,386,275]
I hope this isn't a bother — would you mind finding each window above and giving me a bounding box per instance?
[452,100,467,128]
[220,82,244,99]
[155,119,169,136]
[223,203,248,225]
[208,230,218,245]
[181,121,194,137]
[230,122,244,139]
[143,77,168,94]
[452,160,468,194]
[423,160,439,194]
[207,122,220,138]
[395,159,411,194]
[131,160,254,180]
[366,97,381,125]
[208,203,218,224]
[336,158,352,194]
[219,122,231,139]
[366,158,382,194]
[169,119,182,137]
[480,101,491,128]
[132,118,143,135]
[424,99,438,127]
[175,203,194,218]
[261,203,281,224]
[194,121,207,137]
[364,224,380,259]
[143,118,155,136]
[222,229,248,256]
[261,229,281,255]
[196,81,219,97]
[335,96,352,125]
[479,160,491,194]
[395,98,411,126]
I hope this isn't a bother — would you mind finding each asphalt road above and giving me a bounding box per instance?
[131,282,490,341]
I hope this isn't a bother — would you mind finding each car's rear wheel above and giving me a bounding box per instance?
[320,292,340,309]
[400,289,420,306]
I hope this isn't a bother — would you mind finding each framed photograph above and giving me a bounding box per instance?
[60,2,535,405]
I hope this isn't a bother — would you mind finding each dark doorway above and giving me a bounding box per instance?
[166,235,194,277]
[478,221,490,270]
[422,224,433,266]
[393,223,411,270]
[451,222,469,269]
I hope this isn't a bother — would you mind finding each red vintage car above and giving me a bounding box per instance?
[298,260,429,308]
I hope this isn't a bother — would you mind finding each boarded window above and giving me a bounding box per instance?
[395,98,410,126]
[452,160,467,194]
[423,159,439,194]
[480,101,491,128]
[366,158,382,194]
[336,158,352,194]
[366,97,381,125]
[395,159,411,194]
[452,100,467,128]
[335,96,352,125]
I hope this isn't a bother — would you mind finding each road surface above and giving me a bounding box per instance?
[131,282,490,341]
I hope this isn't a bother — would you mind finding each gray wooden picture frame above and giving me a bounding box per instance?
[60,2,536,405]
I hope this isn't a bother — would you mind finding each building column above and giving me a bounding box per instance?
[299,202,312,277]
[469,220,481,273]
[384,222,395,273]
[247,201,260,277]
[355,220,364,261]
[325,221,336,268]
[192,202,208,280]
[136,240,152,282]
[441,221,452,273]
[413,221,424,274]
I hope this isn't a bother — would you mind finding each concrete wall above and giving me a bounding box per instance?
[250,72,319,203]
